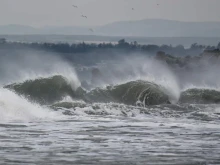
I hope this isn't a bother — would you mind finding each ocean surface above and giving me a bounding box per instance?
[0,38,220,165]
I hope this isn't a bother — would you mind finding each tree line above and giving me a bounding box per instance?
[0,38,219,56]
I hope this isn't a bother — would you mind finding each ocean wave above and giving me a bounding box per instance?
[4,75,85,105]
[2,75,220,122]
[85,80,170,106]
[4,75,220,107]
[5,76,171,106]
[180,88,220,104]
[0,88,63,122]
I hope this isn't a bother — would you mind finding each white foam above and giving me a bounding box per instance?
[58,102,143,117]
[0,88,64,123]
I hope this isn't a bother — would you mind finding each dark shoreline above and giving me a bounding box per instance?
[1,37,220,67]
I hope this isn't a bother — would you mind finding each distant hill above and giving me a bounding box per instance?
[1,19,220,37]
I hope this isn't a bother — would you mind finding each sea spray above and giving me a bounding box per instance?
[87,56,180,103]
[0,88,63,122]
[0,50,81,88]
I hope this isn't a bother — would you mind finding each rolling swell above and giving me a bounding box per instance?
[180,88,220,104]
[4,77,171,106]
[5,75,220,106]
[4,75,85,105]
[85,80,171,106]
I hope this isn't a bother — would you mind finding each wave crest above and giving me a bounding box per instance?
[4,75,84,104]
[180,88,220,104]
[85,80,170,106]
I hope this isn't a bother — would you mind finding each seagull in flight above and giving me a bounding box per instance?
[81,15,87,18]
[72,5,78,8]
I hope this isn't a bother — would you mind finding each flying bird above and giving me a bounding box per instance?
[72,5,78,8]
[81,15,87,18]
[157,4,159,6]
[132,8,134,10]
[89,28,94,32]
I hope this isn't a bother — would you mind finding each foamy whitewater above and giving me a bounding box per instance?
[0,52,220,165]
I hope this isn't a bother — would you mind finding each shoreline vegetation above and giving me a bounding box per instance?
[1,37,220,66]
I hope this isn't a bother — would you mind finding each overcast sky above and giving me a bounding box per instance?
[0,0,220,27]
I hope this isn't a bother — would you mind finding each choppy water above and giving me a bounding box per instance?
[0,112,220,165]
[1,89,220,165]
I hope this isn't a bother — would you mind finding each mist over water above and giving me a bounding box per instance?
[88,55,181,103]
[0,50,80,89]
[1,50,220,119]
[0,50,81,122]
[0,49,220,120]
[170,55,220,91]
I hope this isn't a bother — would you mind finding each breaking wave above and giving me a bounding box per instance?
[180,88,220,104]
[5,76,173,106]
[1,53,220,123]
[2,74,220,123]
[5,75,220,106]
[0,88,63,122]
[4,75,84,105]
[84,80,170,106]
